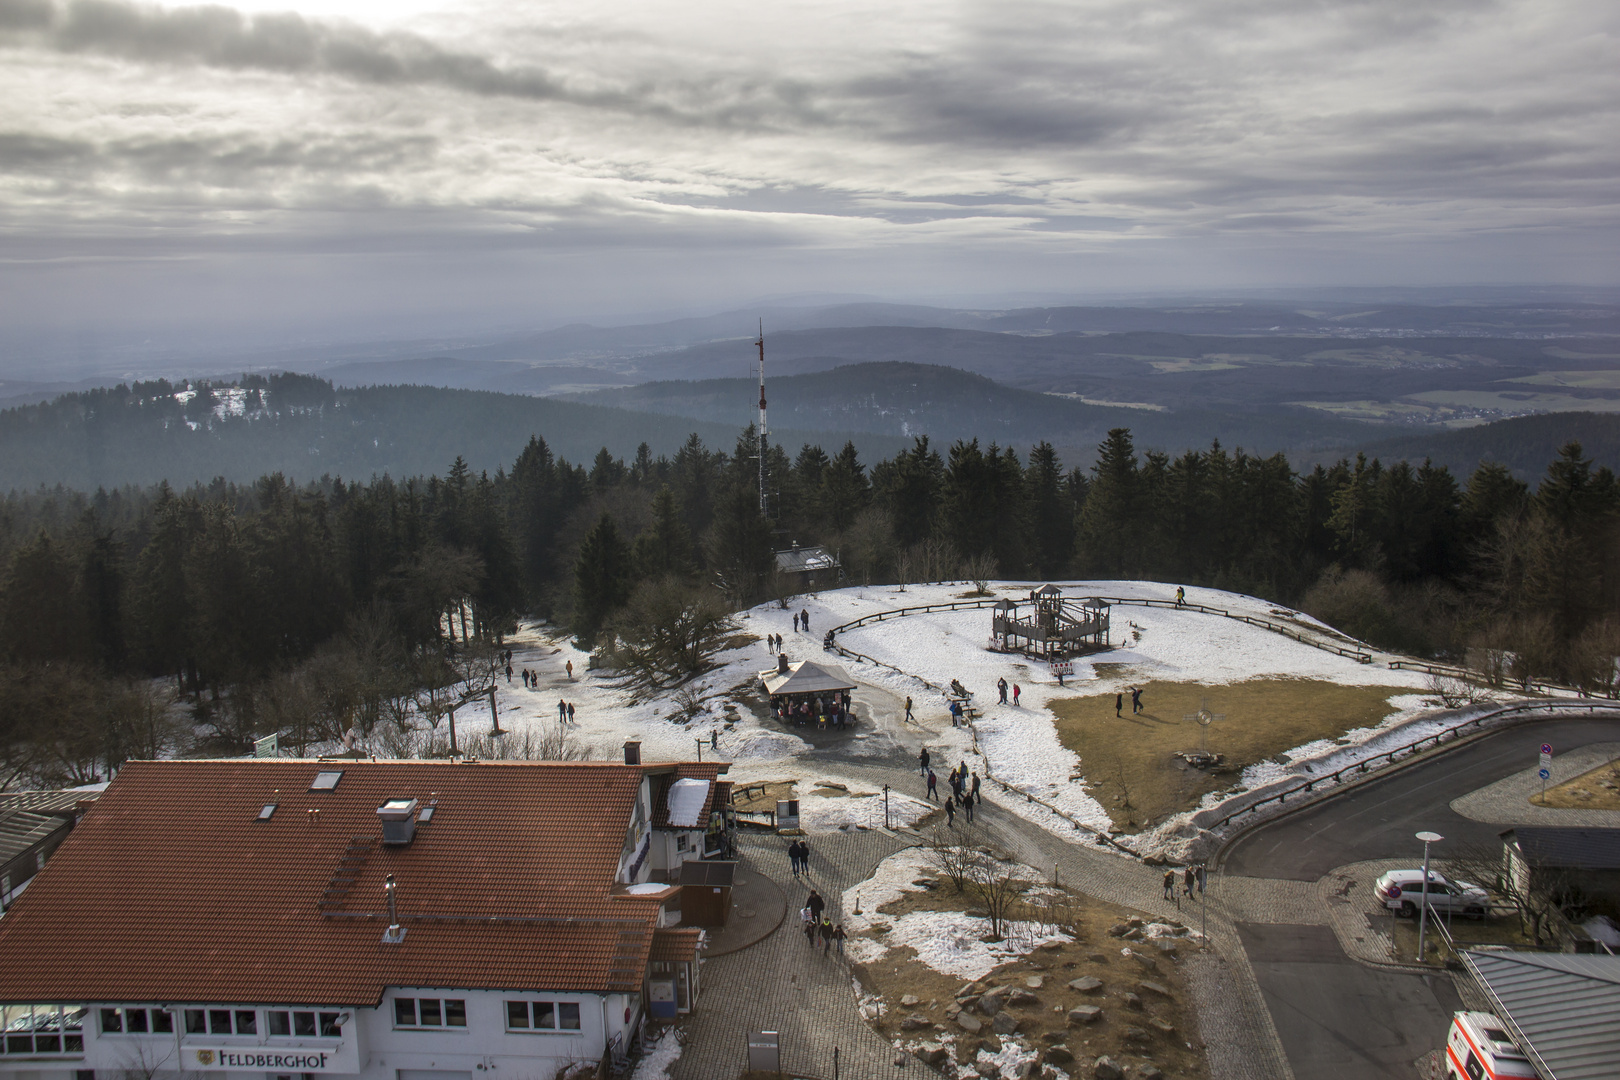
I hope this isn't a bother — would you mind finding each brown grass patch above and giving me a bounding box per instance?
[1051,676,1404,831]
[854,872,1207,1078]
[1532,756,1620,809]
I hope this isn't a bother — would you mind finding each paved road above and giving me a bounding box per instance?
[1223,716,1620,880]
[1237,923,1461,1080]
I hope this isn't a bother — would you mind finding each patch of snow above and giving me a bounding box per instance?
[841,848,1071,980]
[977,1036,1041,1079]
[797,789,932,833]
[666,778,710,827]
[624,883,671,895]
[630,1028,681,1080]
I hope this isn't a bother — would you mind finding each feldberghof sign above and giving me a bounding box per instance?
[186,1047,339,1071]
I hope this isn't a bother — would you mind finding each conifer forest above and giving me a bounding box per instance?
[1,422,1616,789]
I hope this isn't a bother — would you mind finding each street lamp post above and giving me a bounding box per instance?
[1416,830,1443,962]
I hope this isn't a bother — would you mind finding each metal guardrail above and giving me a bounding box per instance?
[1207,699,1620,830]
[820,591,1619,855]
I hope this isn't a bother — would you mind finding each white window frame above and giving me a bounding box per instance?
[391,998,466,1030]
[503,1000,583,1033]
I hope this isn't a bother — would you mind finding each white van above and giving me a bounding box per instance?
[1444,1011,1535,1079]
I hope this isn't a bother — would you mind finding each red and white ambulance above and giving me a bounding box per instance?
[1444,1010,1536,1080]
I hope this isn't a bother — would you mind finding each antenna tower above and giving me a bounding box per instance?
[756,320,768,517]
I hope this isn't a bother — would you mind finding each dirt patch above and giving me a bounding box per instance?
[1388,911,1538,964]
[852,872,1208,1079]
[1532,757,1620,810]
[732,779,797,813]
[1051,677,1405,831]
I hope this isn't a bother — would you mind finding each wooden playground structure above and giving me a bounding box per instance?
[989,585,1111,659]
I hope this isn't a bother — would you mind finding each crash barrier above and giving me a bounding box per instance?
[1206,699,1620,831]
[821,591,1615,856]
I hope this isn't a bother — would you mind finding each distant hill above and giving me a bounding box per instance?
[573,361,1395,463]
[1345,413,1620,479]
[0,379,908,492]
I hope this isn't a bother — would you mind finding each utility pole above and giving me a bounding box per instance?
[756,321,768,517]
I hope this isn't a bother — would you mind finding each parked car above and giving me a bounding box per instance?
[1374,869,1490,918]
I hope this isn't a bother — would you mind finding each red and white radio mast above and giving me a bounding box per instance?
[755,320,768,517]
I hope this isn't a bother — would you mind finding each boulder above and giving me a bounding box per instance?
[1087,953,1109,964]
[1128,951,1159,973]
[1043,1045,1075,1065]
[1094,1056,1125,1080]
[901,994,920,1007]
[1026,975,1045,989]
[981,1034,1002,1053]
[978,987,1010,1016]
[957,981,984,1000]
[1123,927,1145,941]
[1123,1025,1151,1043]
[1107,923,1131,938]
[1005,989,1040,1007]
[917,1046,949,1067]
[1122,992,1143,1010]
[957,1039,983,1062]
[956,1012,983,1034]
[1138,980,1171,998]
[1067,1005,1103,1025]
[1068,976,1104,993]
[1149,1018,1176,1037]
[900,1016,929,1031]
[1154,940,1179,958]
[992,1011,1021,1035]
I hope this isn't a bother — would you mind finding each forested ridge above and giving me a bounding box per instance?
[1,415,1616,790]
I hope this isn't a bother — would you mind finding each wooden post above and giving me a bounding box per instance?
[488,687,501,734]
[447,706,458,754]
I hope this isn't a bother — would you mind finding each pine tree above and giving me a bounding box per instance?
[635,487,696,580]
[1024,442,1074,579]
[1075,428,1140,576]
[572,513,633,647]
[821,442,870,534]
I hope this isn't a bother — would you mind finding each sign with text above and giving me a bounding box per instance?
[185,1046,351,1073]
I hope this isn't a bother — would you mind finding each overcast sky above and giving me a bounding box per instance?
[1,0,1616,362]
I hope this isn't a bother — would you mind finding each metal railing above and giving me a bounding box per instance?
[820,592,1620,855]
[1206,699,1620,830]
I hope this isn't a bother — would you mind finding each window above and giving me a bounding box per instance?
[182,1009,252,1036]
[1,1006,84,1055]
[505,1001,581,1032]
[265,1010,344,1038]
[310,771,343,791]
[393,999,464,1030]
[98,1007,170,1038]
[258,804,277,820]
[676,834,688,852]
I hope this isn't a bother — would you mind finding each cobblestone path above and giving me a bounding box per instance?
[673,829,910,1080]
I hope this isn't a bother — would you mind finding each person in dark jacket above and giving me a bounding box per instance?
[926,769,938,802]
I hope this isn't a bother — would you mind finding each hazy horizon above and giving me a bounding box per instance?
[3,0,1617,377]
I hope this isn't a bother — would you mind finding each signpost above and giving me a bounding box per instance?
[1540,744,1553,800]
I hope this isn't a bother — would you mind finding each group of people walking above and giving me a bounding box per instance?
[1162,864,1207,905]
[995,677,1022,705]
[519,657,574,689]
[919,748,981,824]
[555,699,577,724]
[799,888,847,954]
[791,609,812,633]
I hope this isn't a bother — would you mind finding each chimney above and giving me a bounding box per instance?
[381,874,406,944]
[623,741,641,765]
[777,654,790,674]
[377,798,419,845]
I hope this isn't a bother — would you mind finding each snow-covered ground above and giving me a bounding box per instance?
[840,847,1072,981]
[439,580,1519,855]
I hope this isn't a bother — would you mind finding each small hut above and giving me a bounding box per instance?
[990,586,1110,658]
[760,658,857,726]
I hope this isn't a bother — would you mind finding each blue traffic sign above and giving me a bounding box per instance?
[1539,768,1551,780]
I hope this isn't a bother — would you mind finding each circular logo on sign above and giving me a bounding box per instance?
[196,1050,215,1065]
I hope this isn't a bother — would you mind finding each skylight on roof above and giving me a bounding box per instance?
[257,804,277,820]
[417,806,434,823]
[310,771,343,791]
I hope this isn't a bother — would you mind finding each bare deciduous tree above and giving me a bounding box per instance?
[921,824,985,893]
[960,552,999,596]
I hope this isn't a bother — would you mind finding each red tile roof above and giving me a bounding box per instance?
[0,759,695,1006]
[648,928,702,964]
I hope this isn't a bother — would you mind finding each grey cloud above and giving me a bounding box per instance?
[0,128,439,188]
[0,0,827,129]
